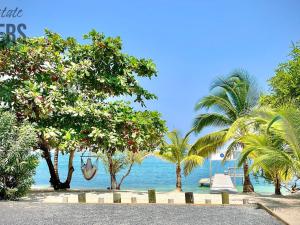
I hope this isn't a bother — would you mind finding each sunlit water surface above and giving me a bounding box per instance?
[34,154,276,194]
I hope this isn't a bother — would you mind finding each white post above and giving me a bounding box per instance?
[205,199,211,204]
[168,199,174,204]
[98,197,104,203]
[243,199,249,205]
[131,197,137,204]
[62,196,68,203]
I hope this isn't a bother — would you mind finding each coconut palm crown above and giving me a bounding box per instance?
[155,130,204,191]
[190,70,259,192]
[238,106,300,194]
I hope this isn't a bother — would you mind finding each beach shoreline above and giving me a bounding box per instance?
[24,188,256,205]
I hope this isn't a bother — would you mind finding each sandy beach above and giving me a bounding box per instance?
[23,189,252,204]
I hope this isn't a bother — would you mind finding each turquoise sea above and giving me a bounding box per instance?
[34,153,276,194]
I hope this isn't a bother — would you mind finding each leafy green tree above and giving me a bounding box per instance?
[0,30,162,190]
[0,111,38,200]
[261,42,300,107]
[190,71,259,192]
[155,130,204,192]
[238,106,300,195]
[91,108,167,190]
[99,150,149,190]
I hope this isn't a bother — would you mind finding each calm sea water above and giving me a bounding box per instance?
[34,153,275,194]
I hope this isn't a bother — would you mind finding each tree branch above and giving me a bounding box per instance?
[117,161,134,189]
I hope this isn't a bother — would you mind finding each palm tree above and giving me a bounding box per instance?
[190,70,259,192]
[239,133,293,195]
[238,106,300,194]
[155,130,204,192]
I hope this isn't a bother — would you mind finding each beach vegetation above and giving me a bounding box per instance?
[190,71,259,192]
[155,130,204,192]
[0,111,38,200]
[99,150,149,190]
[261,42,300,107]
[0,30,165,190]
[91,108,166,190]
[238,106,300,195]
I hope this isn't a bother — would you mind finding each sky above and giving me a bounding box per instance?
[1,0,300,141]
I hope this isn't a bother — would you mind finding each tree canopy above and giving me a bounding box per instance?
[0,30,166,189]
[190,71,259,192]
[261,42,300,107]
[237,106,300,194]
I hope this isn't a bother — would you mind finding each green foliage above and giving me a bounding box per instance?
[191,70,259,160]
[155,130,204,177]
[94,107,166,190]
[89,104,166,154]
[0,111,38,200]
[98,150,149,189]
[0,30,166,188]
[0,34,14,50]
[99,150,149,175]
[261,42,300,107]
[0,30,159,153]
[238,106,300,194]
[190,70,259,192]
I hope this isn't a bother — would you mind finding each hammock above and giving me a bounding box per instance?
[81,156,98,180]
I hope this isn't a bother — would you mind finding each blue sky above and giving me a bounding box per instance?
[2,0,300,141]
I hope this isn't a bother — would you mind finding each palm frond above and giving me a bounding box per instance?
[225,116,251,140]
[183,155,204,176]
[211,77,241,110]
[193,113,231,133]
[153,150,177,163]
[195,95,238,120]
[224,140,241,161]
[190,130,227,157]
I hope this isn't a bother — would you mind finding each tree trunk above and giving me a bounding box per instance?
[243,161,254,193]
[107,152,117,190]
[275,175,282,195]
[117,162,134,190]
[39,139,74,190]
[176,164,182,192]
[40,142,61,190]
[60,150,75,189]
[111,173,117,190]
[34,108,74,190]
[54,148,60,180]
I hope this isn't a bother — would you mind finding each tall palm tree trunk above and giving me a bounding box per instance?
[275,174,281,195]
[243,161,254,193]
[176,164,182,192]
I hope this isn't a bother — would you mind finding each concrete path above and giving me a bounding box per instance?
[0,202,282,225]
[210,174,238,194]
[255,194,300,225]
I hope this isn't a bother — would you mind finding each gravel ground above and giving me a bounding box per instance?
[0,202,282,225]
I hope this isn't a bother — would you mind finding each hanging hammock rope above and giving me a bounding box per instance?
[80,150,98,181]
